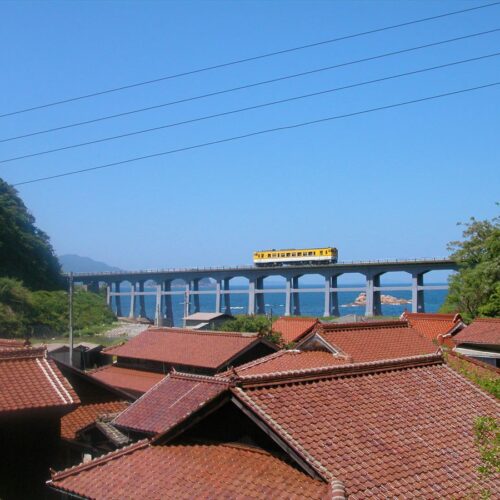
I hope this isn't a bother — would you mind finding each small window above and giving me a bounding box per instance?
[297,252,302,256]
[281,253,285,257]
[292,253,296,257]
[267,253,271,258]
[286,253,291,257]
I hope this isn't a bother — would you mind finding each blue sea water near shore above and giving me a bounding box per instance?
[111,283,448,326]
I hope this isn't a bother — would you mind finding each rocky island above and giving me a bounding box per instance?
[345,292,411,307]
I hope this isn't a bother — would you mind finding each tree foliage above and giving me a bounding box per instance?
[219,315,284,346]
[441,211,500,320]
[0,278,115,338]
[0,178,63,290]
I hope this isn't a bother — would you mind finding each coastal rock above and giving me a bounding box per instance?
[347,292,411,307]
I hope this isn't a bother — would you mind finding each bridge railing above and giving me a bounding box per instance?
[65,257,454,278]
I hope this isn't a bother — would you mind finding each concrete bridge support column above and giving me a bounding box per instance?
[412,272,426,313]
[139,281,146,318]
[154,284,162,326]
[115,282,123,317]
[163,280,174,326]
[256,277,265,315]
[248,278,256,315]
[106,284,111,307]
[128,282,136,319]
[184,283,191,317]
[365,273,382,317]
[215,280,222,313]
[285,277,292,316]
[331,275,340,317]
[191,279,200,314]
[292,277,301,316]
[223,278,231,314]
[323,275,340,317]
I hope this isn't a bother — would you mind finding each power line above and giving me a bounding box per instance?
[12,81,499,187]
[2,28,498,144]
[3,52,498,165]
[1,1,498,119]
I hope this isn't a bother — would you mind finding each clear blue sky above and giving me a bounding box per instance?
[1,0,499,278]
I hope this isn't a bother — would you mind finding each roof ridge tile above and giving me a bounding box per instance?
[235,354,444,387]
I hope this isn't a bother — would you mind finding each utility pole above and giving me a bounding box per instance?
[68,273,74,366]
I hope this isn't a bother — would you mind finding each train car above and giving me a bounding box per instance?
[253,247,338,267]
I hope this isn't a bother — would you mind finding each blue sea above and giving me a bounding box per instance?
[111,283,448,326]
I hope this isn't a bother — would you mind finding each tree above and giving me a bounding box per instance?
[0,178,63,290]
[0,277,34,338]
[219,315,284,346]
[441,211,500,321]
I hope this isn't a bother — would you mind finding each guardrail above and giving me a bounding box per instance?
[65,257,455,277]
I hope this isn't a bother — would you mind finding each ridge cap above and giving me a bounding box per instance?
[236,353,444,387]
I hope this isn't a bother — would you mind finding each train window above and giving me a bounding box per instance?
[292,253,296,257]
[320,251,323,255]
[297,252,302,256]
[267,253,271,257]
[286,253,291,257]
[281,253,285,257]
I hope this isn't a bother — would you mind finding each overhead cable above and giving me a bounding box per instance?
[1,28,498,144]
[1,1,498,118]
[12,81,499,186]
[2,51,499,164]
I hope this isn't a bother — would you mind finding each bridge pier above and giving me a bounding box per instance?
[115,282,123,317]
[223,278,231,314]
[285,277,292,316]
[163,280,174,326]
[215,280,222,313]
[292,276,301,315]
[256,277,265,315]
[139,281,146,318]
[323,274,340,317]
[412,272,426,313]
[191,279,200,314]
[106,284,111,307]
[154,284,162,326]
[248,278,256,315]
[128,282,136,318]
[365,273,382,317]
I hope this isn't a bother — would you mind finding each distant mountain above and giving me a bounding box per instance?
[58,254,122,273]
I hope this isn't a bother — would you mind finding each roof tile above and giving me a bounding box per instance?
[49,441,329,499]
[0,345,79,416]
[104,328,263,370]
[236,357,500,497]
[113,372,229,435]
[90,365,165,397]
[272,317,319,344]
[453,318,500,346]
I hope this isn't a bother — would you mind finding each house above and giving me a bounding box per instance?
[101,327,277,376]
[183,311,234,330]
[48,352,500,499]
[453,317,500,367]
[401,311,464,347]
[55,360,132,464]
[271,316,319,344]
[0,342,79,499]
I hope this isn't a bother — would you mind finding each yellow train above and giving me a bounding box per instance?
[253,247,338,266]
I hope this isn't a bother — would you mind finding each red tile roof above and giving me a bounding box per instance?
[402,312,463,344]
[61,401,129,441]
[49,441,329,499]
[272,317,319,344]
[0,338,29,351]
[453,317,500,346]
[103,328,266,370]
[0,346,79,416]
[90,365,165,397]
[225,350,347,378]
[305,320,438,362]
[113,372,229,435]
[234,355,500,498]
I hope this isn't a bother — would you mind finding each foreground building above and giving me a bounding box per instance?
[90,328,276,397]
[0,342,79,498]
[401,311,464,347]
[48,352,499,499]
[453,317,500,367]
